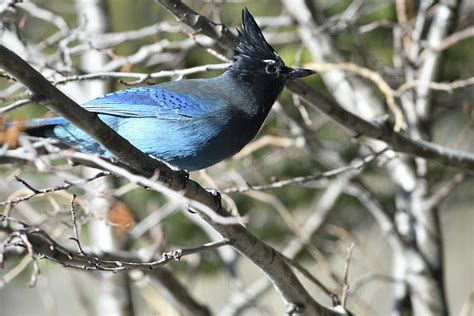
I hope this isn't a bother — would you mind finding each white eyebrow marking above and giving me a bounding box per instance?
[262,59,276,64]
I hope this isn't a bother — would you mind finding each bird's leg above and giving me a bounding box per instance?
[174,168,189,191]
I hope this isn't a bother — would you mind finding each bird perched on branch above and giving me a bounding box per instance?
[22,8,314,171]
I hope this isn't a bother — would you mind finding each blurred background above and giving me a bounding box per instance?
[0,0,473,315]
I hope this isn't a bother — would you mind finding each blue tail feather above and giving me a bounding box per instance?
[6,117,68,138]
[24,117,68,129]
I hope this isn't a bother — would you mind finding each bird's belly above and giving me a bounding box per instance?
[137,116,260,170]
[172,132,249,171]
[155,121,257,171]
[174,117,260,170]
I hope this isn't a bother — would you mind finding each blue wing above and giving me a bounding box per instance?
[82,87,215,120]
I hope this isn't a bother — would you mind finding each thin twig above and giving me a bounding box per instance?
[341,243,355,308]
[57,150,244,226]
[428,172,465,208]
[283,255,340,305]
[307,62,405,132]
[1,216,230,272]
[286,79,474,170]
[395,77,474,96]
[14,175,41,194]
[0,99,33,114]
[69,194,87,256]
[53,63,230,86]
[349,273,402,293]
[28,259,40,288]
[1,172,110,205]
[0,256,33,287]
[431,26,474,52]
[223,149,386,194]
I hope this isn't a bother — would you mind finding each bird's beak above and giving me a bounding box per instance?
[288,67,316,78]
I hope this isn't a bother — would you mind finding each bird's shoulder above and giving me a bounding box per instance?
[82,78,230,120]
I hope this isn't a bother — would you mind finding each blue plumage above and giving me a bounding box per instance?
[20,8,315,171]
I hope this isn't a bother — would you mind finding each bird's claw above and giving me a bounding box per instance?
[158,158,189,180]
[206,188,222,206]
[178,168,189,180]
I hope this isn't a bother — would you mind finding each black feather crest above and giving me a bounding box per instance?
[234,8,280,63]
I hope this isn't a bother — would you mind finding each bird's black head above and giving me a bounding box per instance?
[229,8,315,85]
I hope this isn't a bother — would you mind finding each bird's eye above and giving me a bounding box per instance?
[263,59,280,76]
[265,63,278,74]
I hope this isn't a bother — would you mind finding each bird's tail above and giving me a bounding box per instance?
[5,117,66,137]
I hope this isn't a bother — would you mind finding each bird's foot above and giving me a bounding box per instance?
[206,188,222,209]
[206,188,221,201]
[177,168,189,180]
[167,163,189,184]
[149,156,189,181]
[175,168,189,190]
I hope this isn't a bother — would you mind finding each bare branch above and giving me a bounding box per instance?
[53,63,231,86]
[0,214,230,272]
[85,21,189,49]
[156,0,236,58]
[395,77,474,96]
[341,243,355,308]
[219,175,353,315]
[431,25,474,52]
[308,62,405,132]
[428,172,465,208]
[0,99,34,114]
[223,149,385,194]
[0,172,110,206]
[68,195,87,256]
[287,79,474,170]
[283,255,340,305]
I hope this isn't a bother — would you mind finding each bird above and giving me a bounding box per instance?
[20,8,315,171]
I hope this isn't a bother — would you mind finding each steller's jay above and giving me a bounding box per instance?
[20,8,315,171]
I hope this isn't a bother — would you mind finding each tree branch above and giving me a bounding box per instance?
[0,213,228,271]
[286,79,474,170]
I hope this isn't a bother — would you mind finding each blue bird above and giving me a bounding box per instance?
[21,8,314,171]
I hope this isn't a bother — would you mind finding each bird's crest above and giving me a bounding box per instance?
[234,8,282,65]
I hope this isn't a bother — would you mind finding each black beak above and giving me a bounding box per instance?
[288,67,316,78]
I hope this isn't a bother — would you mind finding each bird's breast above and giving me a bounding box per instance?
[166,110,265,170]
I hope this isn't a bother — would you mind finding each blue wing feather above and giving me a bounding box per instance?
[82,87,214,120]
